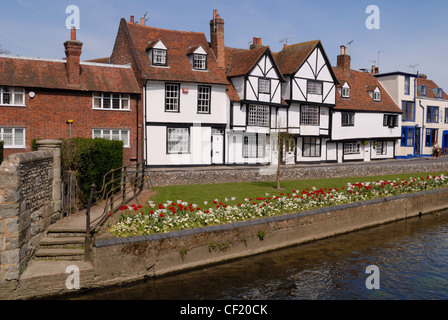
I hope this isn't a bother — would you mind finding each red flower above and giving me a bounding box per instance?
[108,213,113,216]
[160,213,165,218]
[150,211,155,215]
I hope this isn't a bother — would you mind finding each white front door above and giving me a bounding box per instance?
[283,138,296,165]
[212,130,224,164]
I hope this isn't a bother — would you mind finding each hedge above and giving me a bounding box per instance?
[61,138,124,207]
[0,141,3,165]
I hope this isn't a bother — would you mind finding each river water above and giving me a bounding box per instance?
[71,211,448,300]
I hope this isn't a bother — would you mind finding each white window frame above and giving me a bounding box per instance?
[165,83,180,112]
[93,93,130,111]
[248,105,270,127]
[301,105,319,126]
[0,87,25,106]
[341,87,350,98]
[193,54,207,70]
[0,127,26,148]
[167,127,190,154]
[197,86,211,114]
[92,129,130,148]
[373,91,381,102]
[153,49,167,66]
[344,142,361,155]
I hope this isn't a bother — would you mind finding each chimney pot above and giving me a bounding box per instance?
[340,45,347,55]
[130,15,134,23]
[283,43,287,49]
[70,27,76,41]
[141,17,145,25]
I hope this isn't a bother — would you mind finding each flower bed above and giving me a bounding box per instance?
[108,174,448,238]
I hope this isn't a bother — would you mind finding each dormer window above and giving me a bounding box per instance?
[341,82,350,98]
[188,46,208,71]
[418,85,427,96]
[437,88,443,98]
[147,40,168,67]
[193,54,207,70]
[373,91,381,102]
[153,49,167,66]
[368,87,381,102]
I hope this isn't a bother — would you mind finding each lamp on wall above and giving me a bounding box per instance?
[66,120,73,138]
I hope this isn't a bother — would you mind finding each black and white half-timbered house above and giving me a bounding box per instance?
[225,38,287,165]
[274,40,338,164]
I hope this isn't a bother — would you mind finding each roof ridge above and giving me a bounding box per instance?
[126,21,204,35]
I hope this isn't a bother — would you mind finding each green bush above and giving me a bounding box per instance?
[61,138,124,207]
[0,141,3,165]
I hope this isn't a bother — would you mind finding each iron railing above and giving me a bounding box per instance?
[84,162,146,260]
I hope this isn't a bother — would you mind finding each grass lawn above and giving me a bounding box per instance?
[148,171,448,207]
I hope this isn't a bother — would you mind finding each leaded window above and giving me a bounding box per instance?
[248,105,270,127]
[301,105,319,126]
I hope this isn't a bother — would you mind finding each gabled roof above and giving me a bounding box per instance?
[333,66,402,113]
[0,55,140,94]
[124,20,228,85]
[225,46,272,78]
[273,40,320,75]
[417,77,448,100]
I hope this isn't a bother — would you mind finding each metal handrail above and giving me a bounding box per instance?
[84,162,146,261]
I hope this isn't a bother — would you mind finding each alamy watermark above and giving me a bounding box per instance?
[66,5,80,30]
[365,5,380,30]
[65,265,80,290]
[365,265,380,290]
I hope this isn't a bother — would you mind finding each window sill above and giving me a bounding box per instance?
[0,104,26,108]
[3,146,26,149]
[92,108,131,112]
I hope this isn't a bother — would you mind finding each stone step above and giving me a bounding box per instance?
[40,236,85,249]
[46,229,86,238]
[35,248,85,261]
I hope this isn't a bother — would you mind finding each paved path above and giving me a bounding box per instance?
[17,188,155,299]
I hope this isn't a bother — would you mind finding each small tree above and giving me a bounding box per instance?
[272,116,295,190]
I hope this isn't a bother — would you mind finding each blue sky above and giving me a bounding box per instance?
[2,0,448,89]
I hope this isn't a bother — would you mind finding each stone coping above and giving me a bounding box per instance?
[94,187,444,248]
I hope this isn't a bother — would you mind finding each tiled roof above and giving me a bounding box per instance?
[333,66,402,113]
[125,21,228,85]
[417,77,448,100]
[274,40,320,75]
[0,55,140,94]
[225,46,269,77]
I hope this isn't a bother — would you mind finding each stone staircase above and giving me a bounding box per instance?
[35,228,86,261]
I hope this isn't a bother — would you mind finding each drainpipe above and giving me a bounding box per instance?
[414,71,422,157]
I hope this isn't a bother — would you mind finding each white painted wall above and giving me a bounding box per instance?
[145,81,228,125]
[332,112,401,140]
[146,125,214,166]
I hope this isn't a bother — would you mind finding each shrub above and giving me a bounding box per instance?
[0,140,3,165]
[61,138,124,207]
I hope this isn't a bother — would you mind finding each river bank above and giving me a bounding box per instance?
[4,186,448,300]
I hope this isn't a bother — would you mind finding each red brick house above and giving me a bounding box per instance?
[0,29,142,164]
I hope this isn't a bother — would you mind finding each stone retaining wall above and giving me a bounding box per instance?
[90,188,448,287]
[0,141,62,283]
[147,160,448,187]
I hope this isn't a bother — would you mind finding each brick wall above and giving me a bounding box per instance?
[0,88,143,165]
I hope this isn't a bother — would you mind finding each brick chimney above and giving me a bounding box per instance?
[130,15,135,23]
[210,10,225,69]
[250,37,263,49]
[64,28,83,85]
[337,45,351,75]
